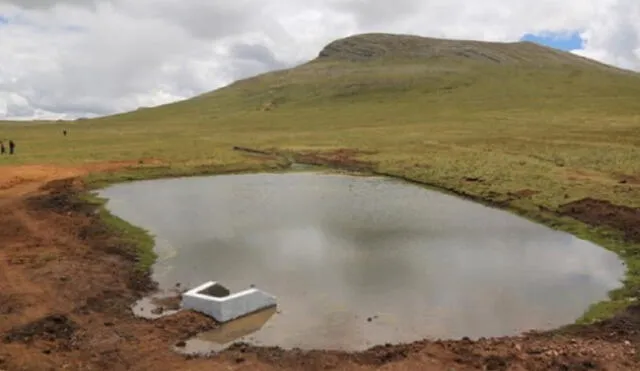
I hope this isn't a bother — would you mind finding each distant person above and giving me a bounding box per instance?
[63,129,67,136]
[8,140,15,155]
[0,141,4,155]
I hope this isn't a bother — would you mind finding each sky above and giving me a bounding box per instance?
[520,31,585,51]
[0,0,639,120]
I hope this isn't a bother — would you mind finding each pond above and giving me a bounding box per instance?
[98,173,625,351]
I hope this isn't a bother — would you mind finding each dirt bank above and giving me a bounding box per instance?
[0,162,638,371]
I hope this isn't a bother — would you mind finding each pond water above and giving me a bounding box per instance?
[98,173,625,351]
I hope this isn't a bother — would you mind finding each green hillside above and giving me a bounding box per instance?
[1,33,639,195]
[103,33,639,121]
[3,33,639,185]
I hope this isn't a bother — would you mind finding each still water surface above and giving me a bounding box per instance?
[99,173,625,351]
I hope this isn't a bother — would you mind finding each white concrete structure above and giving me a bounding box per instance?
[181,281,277,323]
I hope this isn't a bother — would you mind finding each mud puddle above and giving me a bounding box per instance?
[99,173,626,351]
[132,292,182,319]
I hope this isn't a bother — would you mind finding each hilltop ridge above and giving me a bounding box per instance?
[3,32,639,125]
[155,32,639,119]
[315,33,627,71]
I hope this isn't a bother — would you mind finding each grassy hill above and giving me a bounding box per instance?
[1,32,640,319]
[0,32,639,198]
[2,33,639,185]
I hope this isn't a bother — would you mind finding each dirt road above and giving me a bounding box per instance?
[0,163,638,370]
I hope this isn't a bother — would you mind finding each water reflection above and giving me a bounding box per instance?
[176,307,278,355]
[99,173,626,351]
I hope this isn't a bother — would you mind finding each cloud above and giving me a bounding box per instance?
[0,0,102,9]
[573,0,640,70]
[0,0,638,119]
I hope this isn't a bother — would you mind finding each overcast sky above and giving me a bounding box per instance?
[0,0,639,120]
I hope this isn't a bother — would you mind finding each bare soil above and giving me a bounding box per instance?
[559,197,640,243]
[289,148,377,171]
[0,162,638,370]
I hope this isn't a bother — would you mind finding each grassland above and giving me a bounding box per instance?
[1,33,640,323]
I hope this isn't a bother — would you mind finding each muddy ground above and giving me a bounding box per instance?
[0,162,639,371]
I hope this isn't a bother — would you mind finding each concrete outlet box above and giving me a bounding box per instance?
[181,281,277,323]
